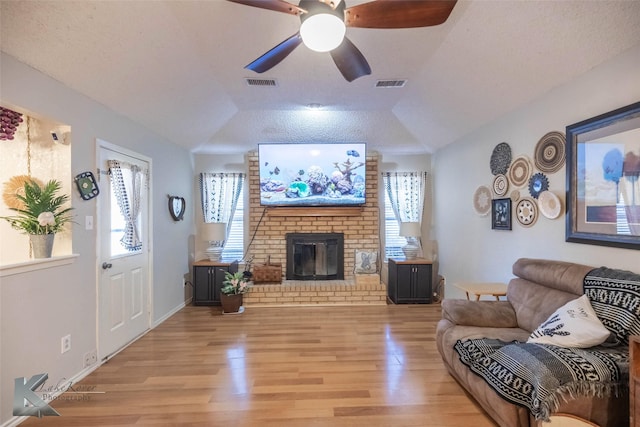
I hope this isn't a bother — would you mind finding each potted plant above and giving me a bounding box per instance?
[1,178,73,258]
[220,270,251,314]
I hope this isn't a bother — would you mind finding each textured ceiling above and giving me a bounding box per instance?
[1,0,640,155]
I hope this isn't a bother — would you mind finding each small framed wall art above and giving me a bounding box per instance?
[492,198,512,230]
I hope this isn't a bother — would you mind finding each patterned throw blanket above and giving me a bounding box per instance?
[584,266,640,345]
[454,339,628,422]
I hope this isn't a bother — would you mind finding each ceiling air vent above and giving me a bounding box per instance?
[375,79,407,88]
[245,78,278,87]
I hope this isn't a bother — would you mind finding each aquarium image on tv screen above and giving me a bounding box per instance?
[258,143,366,207]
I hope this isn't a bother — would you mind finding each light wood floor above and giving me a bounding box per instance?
[21,304,497,427]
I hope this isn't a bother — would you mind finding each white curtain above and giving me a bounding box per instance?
[200,172,244,235]
[108,160,148,251]
[382,171,428,223]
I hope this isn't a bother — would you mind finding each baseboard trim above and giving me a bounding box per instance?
[152,300,187,328]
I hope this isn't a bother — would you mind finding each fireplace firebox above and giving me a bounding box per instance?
[286,233,344,280]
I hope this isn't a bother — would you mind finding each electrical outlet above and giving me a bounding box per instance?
[61,335,71,354]
[83,350,97,368]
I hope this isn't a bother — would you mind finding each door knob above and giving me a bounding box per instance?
[102,262,113,270]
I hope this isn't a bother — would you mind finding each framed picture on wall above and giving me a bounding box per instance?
[566,101,640,250]
[492,198,512,230]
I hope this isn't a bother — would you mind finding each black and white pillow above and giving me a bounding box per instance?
[527,294,611,348]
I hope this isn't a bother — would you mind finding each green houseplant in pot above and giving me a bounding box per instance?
[1,178,73,258]
[220,270,251,314]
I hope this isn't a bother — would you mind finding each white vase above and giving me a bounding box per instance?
[30,234,54,258]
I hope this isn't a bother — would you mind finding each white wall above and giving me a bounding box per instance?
[0,53,194,425]
[433,45,640,299]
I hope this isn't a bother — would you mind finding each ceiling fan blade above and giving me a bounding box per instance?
[344,0,457,29]
[245,32,303,73]
[227,0,305,16]
[330,36,371,82]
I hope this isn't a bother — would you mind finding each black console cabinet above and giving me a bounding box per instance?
[192,260,238,306]
[388,258,432,304]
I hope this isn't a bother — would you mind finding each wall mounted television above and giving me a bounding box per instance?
[258,142,366,207]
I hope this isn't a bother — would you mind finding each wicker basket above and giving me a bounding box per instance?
[253,256,282,283]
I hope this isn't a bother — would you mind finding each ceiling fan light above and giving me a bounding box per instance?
[300,13,346,52]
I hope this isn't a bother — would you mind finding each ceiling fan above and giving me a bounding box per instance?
[228,0,458,82]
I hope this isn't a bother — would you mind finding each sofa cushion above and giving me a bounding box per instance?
[527,295,610,348]
[512,258,594,295]
[508,278,580,333]
[508,259,595,333]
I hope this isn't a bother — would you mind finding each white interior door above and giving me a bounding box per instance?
[98,143,151,360]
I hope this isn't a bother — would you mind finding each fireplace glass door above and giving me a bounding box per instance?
[287,233,344,280]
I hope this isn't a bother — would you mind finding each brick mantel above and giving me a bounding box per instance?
[246,150,380,280]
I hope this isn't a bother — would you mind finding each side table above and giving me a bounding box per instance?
[454,281,508,301]
[192,259,238,306]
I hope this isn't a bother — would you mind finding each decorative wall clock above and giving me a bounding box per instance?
[168,195,186,221]
[74,171,99,200]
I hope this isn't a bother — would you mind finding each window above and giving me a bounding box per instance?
[381,171,428,261]
[200,172,245,261]
[108,163,146,257]
[222,186,244,260]
[384,190,405,260]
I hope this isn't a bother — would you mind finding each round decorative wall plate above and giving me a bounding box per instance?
[538,191,562,219]
[493,174,509,196]
[510,189,521,202]
[490,142,512,175]
[508,155,532,187]
[516,197,538,227]
[534,131,566,173]
[473,185,492,216]
[2,175,44,210]
[528,172,549,199]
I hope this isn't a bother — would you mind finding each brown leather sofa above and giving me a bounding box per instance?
[436,258,629,427]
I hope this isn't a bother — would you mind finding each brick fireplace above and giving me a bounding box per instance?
[242,150,385,306]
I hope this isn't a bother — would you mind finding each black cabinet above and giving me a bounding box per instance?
[388,258,432,304]
[192,260,238,306]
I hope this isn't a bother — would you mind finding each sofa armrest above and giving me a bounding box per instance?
[441,299,518,328]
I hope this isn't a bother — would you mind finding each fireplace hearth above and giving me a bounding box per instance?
[286,233,344,280]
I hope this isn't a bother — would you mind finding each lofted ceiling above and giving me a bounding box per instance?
[1,0,640,155]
